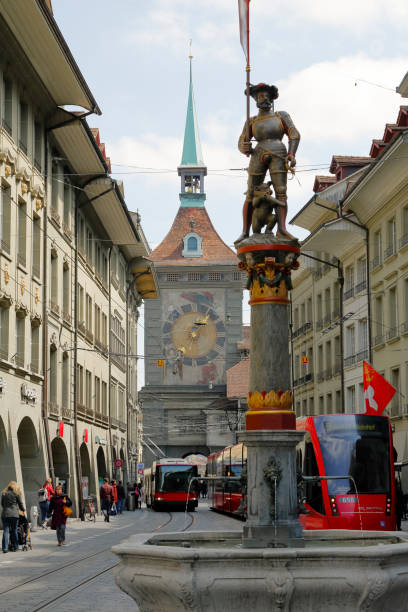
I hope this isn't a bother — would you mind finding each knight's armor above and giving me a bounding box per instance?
[237,110,300,240]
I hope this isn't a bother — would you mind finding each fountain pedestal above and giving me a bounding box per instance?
[239,430,304,548]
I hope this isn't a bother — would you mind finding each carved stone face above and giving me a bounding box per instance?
[256,90,272,111]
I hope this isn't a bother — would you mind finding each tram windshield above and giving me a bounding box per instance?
[314,415,391,496]
[157,465,197,492]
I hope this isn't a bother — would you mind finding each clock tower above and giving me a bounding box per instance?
[140,60,243,463]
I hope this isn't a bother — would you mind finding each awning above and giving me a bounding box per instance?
[48,109,107,179]
[301,215,365,259]
[83,179,149,260]
[0,0,100,113]
[130,259,158,300]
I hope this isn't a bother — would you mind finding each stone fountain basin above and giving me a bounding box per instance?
[113,529,408,611]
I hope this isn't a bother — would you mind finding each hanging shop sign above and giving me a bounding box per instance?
[114,459,123,468]
[95,436,108,446]
[58,421,64,437]
[83,429,89,443]
[21,383,38,403]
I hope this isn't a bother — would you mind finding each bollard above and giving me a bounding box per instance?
[30,505,39,531]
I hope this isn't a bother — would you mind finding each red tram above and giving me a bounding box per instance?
[207,414,396,530]
[144,458,199,511]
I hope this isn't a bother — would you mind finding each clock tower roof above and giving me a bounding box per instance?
[151,205,236,265]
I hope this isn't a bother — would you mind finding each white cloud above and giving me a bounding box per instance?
[276,54,407,145]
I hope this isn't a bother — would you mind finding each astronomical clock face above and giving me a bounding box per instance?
[161,291,226,385]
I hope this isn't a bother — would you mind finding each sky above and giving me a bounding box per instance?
[52,0,408,384]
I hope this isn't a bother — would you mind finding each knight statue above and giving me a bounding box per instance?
[236,83,300,242]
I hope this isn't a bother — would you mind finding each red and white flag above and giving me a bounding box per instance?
[363,360,396,416]
[238,0,250,64]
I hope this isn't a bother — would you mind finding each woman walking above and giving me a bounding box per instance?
[1,481,25,553]
[48,485,72,546]
[39,477,54,527]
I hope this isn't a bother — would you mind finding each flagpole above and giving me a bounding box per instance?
[245,0,251,147]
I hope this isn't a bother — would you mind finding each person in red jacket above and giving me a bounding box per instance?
[100,477,113,522]
[39,477,55,527]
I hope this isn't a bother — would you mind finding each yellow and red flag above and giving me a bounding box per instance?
[238,0,250,64]
[363,360,396,416]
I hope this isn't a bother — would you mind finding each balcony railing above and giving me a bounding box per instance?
[119,420,127,431]
[0,347,8,360]
[50,301,60,316]
[292,322,313,339]
[386,327,399,341]
[77,403,87,417]
[110,416,120,428]
[333,363,342,375]
[343,287,354,301]
[344,354,356,367]
[401,321,408,335]
[316,319,323,331]
[374,334,384,347]
[355,280,367,294]
[19,140,28,155]
[17,253,26,268]
[323,314,331,325]
[317,372,324,383]
[62,406,72,420]
[85,329,94,343]
[78,321,86,334]
[384,244,396,261]
[63,223,73,241]
[48,402,59,417]
[322,367,333,380]
[62,311,72,325]
[30,362,39,374]
[15,354,25,369]
[400,233,408,249]
[50,208,61,226]
[356,349,369,363]
[370,255,382,270]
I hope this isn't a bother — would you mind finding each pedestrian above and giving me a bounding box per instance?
[100,477,113,522]
[134,483,140,510]
[38,477,55,528]
[138,482,145,509]
[116,480,126,514]
[1,481,25,553]
[111,480,118,505]
[48,485,72,546]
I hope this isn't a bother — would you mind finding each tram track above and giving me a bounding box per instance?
[1,509,196,608]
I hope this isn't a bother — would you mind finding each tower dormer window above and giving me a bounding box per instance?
[182,232,202,258]
[187,236,198,251]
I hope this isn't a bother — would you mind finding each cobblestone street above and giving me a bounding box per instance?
[0,503,239,611]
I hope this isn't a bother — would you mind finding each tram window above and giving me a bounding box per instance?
[304,440,325,515]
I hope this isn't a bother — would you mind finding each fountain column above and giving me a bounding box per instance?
[236,235,304,548]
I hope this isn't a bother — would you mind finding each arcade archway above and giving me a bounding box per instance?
[0,415,15,486]
[17,417,45,510]
[96,446,107,486]
[51,437,69,494]
[80,442,94,498]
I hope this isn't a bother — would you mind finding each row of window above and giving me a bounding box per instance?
[371,209,408,268]
[162,271,243,282]
[0,186,42,276]
[1,76,43,170]
[0,307,40,372]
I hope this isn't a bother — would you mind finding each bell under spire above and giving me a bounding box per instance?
[178,56,207,207]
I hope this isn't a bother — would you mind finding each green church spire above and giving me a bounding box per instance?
[180,57,204,167]
[178,56,207,207]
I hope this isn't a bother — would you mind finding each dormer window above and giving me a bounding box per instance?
[182,232,202,258]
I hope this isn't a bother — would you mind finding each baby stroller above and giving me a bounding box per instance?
[18,514,32,551]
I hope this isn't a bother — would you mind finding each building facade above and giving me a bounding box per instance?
[289,102,408,485]
[140,62,243,465]
[0,1,156,516]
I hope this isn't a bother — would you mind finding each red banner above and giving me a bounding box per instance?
[238,0,250,64]
[58,421,64,437]
[363,361,396,415]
